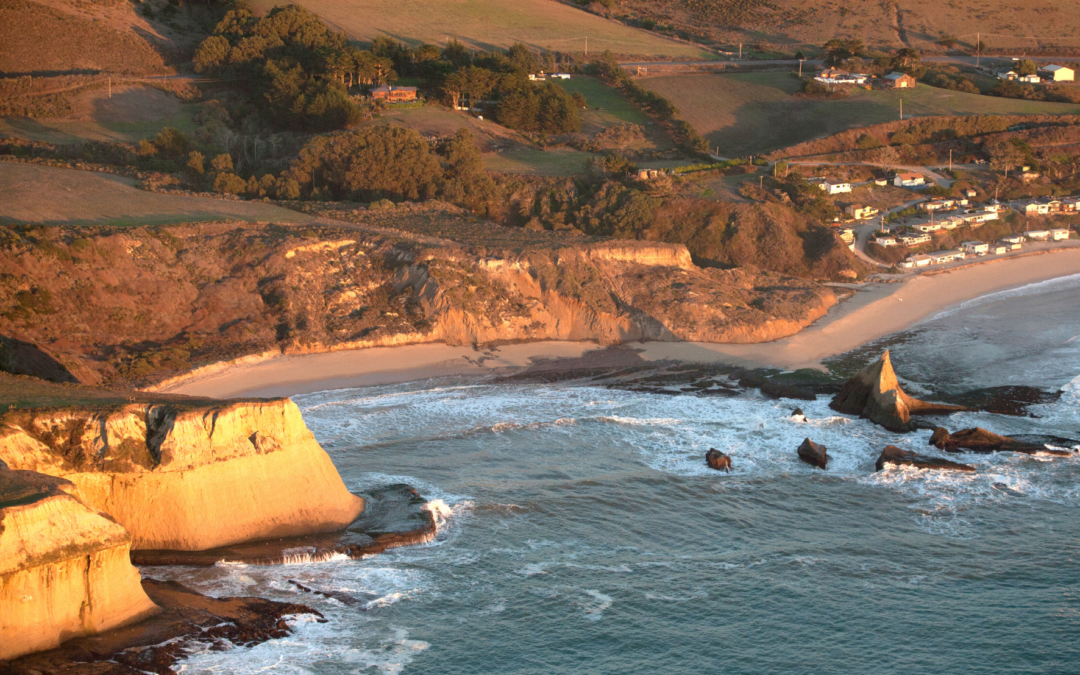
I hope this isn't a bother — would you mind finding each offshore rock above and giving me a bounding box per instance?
[929,427,1072,456]
[0,470,158,660]
[797,438,828,469]
[0,398,364,551]
[705,449,732,471]
[874,445,975,472]
[830,351,967,432]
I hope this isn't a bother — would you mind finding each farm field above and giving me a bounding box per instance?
[247,0,711,57]
[0,86,198,144]
[555,77,650,130]
[0,163,312,226]
[482,147,596,175]
[613,0,1080,53]
[640,72,1080,157]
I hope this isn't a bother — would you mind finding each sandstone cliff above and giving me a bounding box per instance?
[830,351,967,432]
[0,222,835,388]
[0,470,158,660]
[0,398,364,550]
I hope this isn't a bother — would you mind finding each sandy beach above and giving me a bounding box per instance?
[163,248,1080,399]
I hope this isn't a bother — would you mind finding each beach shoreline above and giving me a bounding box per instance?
[160,248,1080,399]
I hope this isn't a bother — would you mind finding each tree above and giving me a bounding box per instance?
[186,151,205,175]
[193,35,230,73]
[892,47,922,72]
[443,39,471,68]
[1016,59,1038,76]
[986,139,1025,178]
[873,145,900,172]
[938,34,958,49]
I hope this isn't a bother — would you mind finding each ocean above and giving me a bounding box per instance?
[161,273,1080,675]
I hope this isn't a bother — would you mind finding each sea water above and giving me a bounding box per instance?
[162,276,1080,675]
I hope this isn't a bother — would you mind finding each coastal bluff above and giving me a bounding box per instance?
[0,398,364,550]
[0,470,158,660]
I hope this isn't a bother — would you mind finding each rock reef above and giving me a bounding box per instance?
[705,449,732,471]
[830,351,967,432]
[0,398,364,551]
[874,445,975,472]
[797,438,828,469]
[0,470,158,660]
[930,427,1072,456]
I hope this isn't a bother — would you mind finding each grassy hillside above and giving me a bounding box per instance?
[604,0,1080,53]
[0,0,171,75]
[0,163,312,226]
[247,0,710,57]
[640,72,1080,157]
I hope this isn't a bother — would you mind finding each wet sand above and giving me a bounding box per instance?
[161,248,1080,399]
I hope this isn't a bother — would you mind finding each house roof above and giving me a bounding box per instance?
[371,85,418,93]
[1043,65,1071,72]
[896,172,923,180]
[884,72,911,80]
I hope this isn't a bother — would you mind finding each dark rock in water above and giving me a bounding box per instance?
[875,445,975,472]
[5,579,322,675]
[993,482,1024,496]
[791,408,805,418]
[289,579,380,608]
[797,438,828,469]
[131,483,437,566]
[929,427,1071,456]
[940,385,1062,417]
[830,350,967,432]
[705,448,732,471]
[761,380,816,401]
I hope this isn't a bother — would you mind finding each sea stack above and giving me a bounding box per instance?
[830,351,966,432]
[874,445,975,472]
[705,449,732,471]
[0,399,365,551]
[797,438,828,469]
[0,470,159,660]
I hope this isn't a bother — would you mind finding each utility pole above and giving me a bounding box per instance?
[739,43,742,59]
[976,33,981,68]
[108,77,111,99]
[585,37,588,56]
[760,175,764,190]
[799,59,804,77]
[900,99,903,120]
[949,149,953,172]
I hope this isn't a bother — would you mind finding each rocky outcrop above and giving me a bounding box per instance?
[874,445,975,472]
[0,470,158,660]
[5,578,322,674]
[0,398,364,551]
[830,351,967,432]
[797,438,828,469]
[131,483,438,566]
[705,449,732,471]
[929,427,1072,456]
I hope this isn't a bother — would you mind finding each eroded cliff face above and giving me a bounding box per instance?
[0,398,364,550]
[0,222,834,388]
[0,470,158,660]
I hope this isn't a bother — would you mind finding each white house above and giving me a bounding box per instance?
[930,250,966,264]
[894,172,926,188]
[961,241,990,255]
[898,233,932,246]
[991,244,1008,255]
[1040,65,1075,82]
[1051,228,1071,241]
[914,221,945,233]
[1000,240,1022,251]
[874,236,898,247]
[550,73,571,80]
[998,70,1018,80]
[1002,234,1025,244]
[816,181,851,195]
[902,254,932,268]
[1026,230,1051,240]
[1018,74,1042,84]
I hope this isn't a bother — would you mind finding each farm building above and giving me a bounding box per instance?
[894,172,926,188]
[371,85,418,102]
[881,72,916,89]
[815,69,868,85]
[1039,65,1075,82]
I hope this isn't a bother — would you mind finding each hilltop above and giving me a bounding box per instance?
[582,0,1080,54]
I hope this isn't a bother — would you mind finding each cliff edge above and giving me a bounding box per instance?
[0,470,159,660]
[0,398,364,550]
